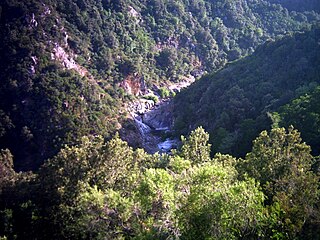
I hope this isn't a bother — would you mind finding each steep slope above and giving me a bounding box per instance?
[0,0,121,170]
[277,86,320,155]
[173,28,320,156]
[0,0,319,170]
[266,0,320,11]
[41,0,320,83]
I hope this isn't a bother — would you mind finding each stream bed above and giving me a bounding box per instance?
[131,99,179,153]
[124,78,196,153]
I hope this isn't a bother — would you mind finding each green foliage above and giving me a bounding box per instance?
[243,127,312,185]
[0,149,15,190]
[277,86,320,155]
[168,155,191,174]
[0,0,320,239]
[241,126,319,237]
[0,127,319,239]
[180,126,211,164]
[174,28,320,157]
[176,160,266,239]
[158,87,171,98]
[143,94,159,103]
[1,0,319,171]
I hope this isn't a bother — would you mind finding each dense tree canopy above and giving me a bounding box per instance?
[0,127,319,239]
[0,0,319,170]
[0,0,320,239]
[173,28,320,157]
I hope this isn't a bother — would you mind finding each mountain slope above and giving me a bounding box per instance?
[0,0,319,170]
[0,0,121,170]
[277,86,320,155]
[173,28,320,156]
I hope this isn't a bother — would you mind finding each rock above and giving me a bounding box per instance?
[119,74,147,96]
[123,79,194,153]
[157,138,179,152]
[128,99,155,115]
[143,100,173,130]
[29,13,38,28]
[51,43,88,77]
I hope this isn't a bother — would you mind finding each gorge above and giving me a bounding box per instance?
[1,0,320,239]
[125,80,195,153]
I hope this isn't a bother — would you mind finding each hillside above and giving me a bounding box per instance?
[277,85,320,155]
[173,28,320,157]
[1,0,320,170]
[266,0,320,11]
[1,1,320,239]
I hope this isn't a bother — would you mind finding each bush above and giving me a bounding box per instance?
[159,87,170,98]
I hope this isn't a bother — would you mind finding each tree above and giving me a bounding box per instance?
[242,126,319,238]
[180,126,211,164]
[0,149,16,190]
[279,86,320,155]
[177,157,266,239]
[36,134,147,239]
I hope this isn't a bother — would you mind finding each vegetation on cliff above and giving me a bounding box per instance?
[0,0,320,239]
[1,0,320,169]
[173,28,320,157]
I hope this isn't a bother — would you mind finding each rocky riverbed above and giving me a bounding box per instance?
[128,98,179,153]
[120,76,196,153]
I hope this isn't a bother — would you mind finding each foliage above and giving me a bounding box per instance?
[0,127,319,239]
[173,28,320,157]
[277,86,320,155]
[0,1,320,239]
[1,0,319,170]
[240,126,319,238]
[158,87,171,99]
[180,126,211,164]
[143,94,159,103]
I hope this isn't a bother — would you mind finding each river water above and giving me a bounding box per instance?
[131,100,179,153]
[127,78,196,153]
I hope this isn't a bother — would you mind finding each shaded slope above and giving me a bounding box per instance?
[278,86,320,155]
[0,1,120,170]
[173,28,320,156]
[0,0,320,170]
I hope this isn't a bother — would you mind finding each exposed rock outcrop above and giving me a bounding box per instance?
[128,98,155,115]
[143,100,174,130]
[51,44,88,77]
[119,74,148,96]
[121,74,196,153]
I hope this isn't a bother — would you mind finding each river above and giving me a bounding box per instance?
[132,99,179,153]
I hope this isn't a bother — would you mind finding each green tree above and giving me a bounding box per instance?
[37,134,147,239]
[0,149,16,190]
[177,158,266,239]
[279,86,320,155]
[180,126,211,164]
[242,127,319,238]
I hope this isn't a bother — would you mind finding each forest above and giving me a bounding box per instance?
[1,126,319,239]
[0,0,320,239]
[1,0,320,170]
[173,28,320,157]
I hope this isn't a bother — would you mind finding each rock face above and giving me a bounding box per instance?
[133,116,161,153]
[51,44,88,76]
[119,74,148,96]
[122,98,178,153]
[122,75,194,153]
[134,99,179,153]
[128,99,155,115]
[157,139,178,152]
[143,100,173,130]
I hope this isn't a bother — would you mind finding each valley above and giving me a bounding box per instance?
[1,0,320,239]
